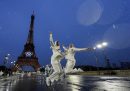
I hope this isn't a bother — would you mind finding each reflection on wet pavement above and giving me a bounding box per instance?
[0,74,130,91]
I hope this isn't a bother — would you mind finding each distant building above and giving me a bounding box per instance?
[120,61,130,69]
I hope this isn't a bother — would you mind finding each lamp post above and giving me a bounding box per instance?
[10,61,16,68]
[100,42,111,69]
[4,56,8,65]
[94,42,110,72]
[3,53,11,65]
[93,47,100,75]
[3,53,10,75]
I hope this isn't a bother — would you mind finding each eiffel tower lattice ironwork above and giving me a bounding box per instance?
[12,13,40,71]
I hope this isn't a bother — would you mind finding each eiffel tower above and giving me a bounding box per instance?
[12,13,40,71]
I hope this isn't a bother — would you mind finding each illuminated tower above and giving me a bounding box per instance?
[12,13,40,71]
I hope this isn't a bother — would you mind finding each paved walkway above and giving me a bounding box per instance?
[0,74,130,91]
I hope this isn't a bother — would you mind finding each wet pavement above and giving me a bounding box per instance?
[0,74,130,91]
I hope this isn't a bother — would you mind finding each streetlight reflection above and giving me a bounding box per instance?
[94,76,129,91]
[68,75,83,91]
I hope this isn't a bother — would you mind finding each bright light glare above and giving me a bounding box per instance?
[96,44,103,49]
[93,47,96,50]
[5,57,9,60]
[102,42,108,46]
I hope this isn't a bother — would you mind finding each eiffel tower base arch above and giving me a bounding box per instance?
[12,58,40,72]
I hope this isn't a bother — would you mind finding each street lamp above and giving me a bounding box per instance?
[93,42,111,74]
[96,42,108,49]
[93,44,102,75]
[10,61,15,65]
[4,54,10,65]
[7,54,10,56]
[102,42,108,46]
[96,44,103,49]
[3,53,11,75]
[94,42,111,69]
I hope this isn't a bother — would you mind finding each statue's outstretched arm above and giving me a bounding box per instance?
[49,32,55,47]
[74,47,94,52]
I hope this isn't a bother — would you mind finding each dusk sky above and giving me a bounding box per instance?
[0,0,130,67]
